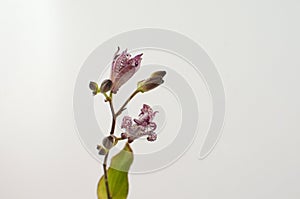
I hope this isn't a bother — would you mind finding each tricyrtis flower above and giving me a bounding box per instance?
[133,104,157,128]
[121,104,158,142]
[110,47,143,94]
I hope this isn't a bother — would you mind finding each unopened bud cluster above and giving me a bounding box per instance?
[97,135,117,155]
[89,79,113,96]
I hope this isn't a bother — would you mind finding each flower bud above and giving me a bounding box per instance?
[151,71,167,78]
[121,133,128,139]
[102,135,116,150]
[89,81,99,95]
[100,79,113,93]
[137,71,166,92]
[97,145,107,155]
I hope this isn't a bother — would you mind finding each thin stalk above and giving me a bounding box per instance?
[102,92,116,199]
[108,99,116,135]
[103,152,111,199]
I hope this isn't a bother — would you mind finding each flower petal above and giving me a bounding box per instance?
[121,116,132,130]
[147,132,157,142]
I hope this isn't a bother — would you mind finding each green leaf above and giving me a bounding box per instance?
[97,143,134,199]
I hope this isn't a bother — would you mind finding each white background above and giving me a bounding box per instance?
[1,0,300,198]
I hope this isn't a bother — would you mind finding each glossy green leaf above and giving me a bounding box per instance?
[97,143,134,199]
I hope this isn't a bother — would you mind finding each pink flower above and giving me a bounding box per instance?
[121,104,158,142]
[110,47,143,94]
[133,104,158,129]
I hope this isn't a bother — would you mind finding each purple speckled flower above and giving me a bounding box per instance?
[121,104,158,142]
[110,47,143,94]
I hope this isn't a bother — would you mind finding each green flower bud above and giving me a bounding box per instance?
[137,70,166,92]
[100,79,113,93]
